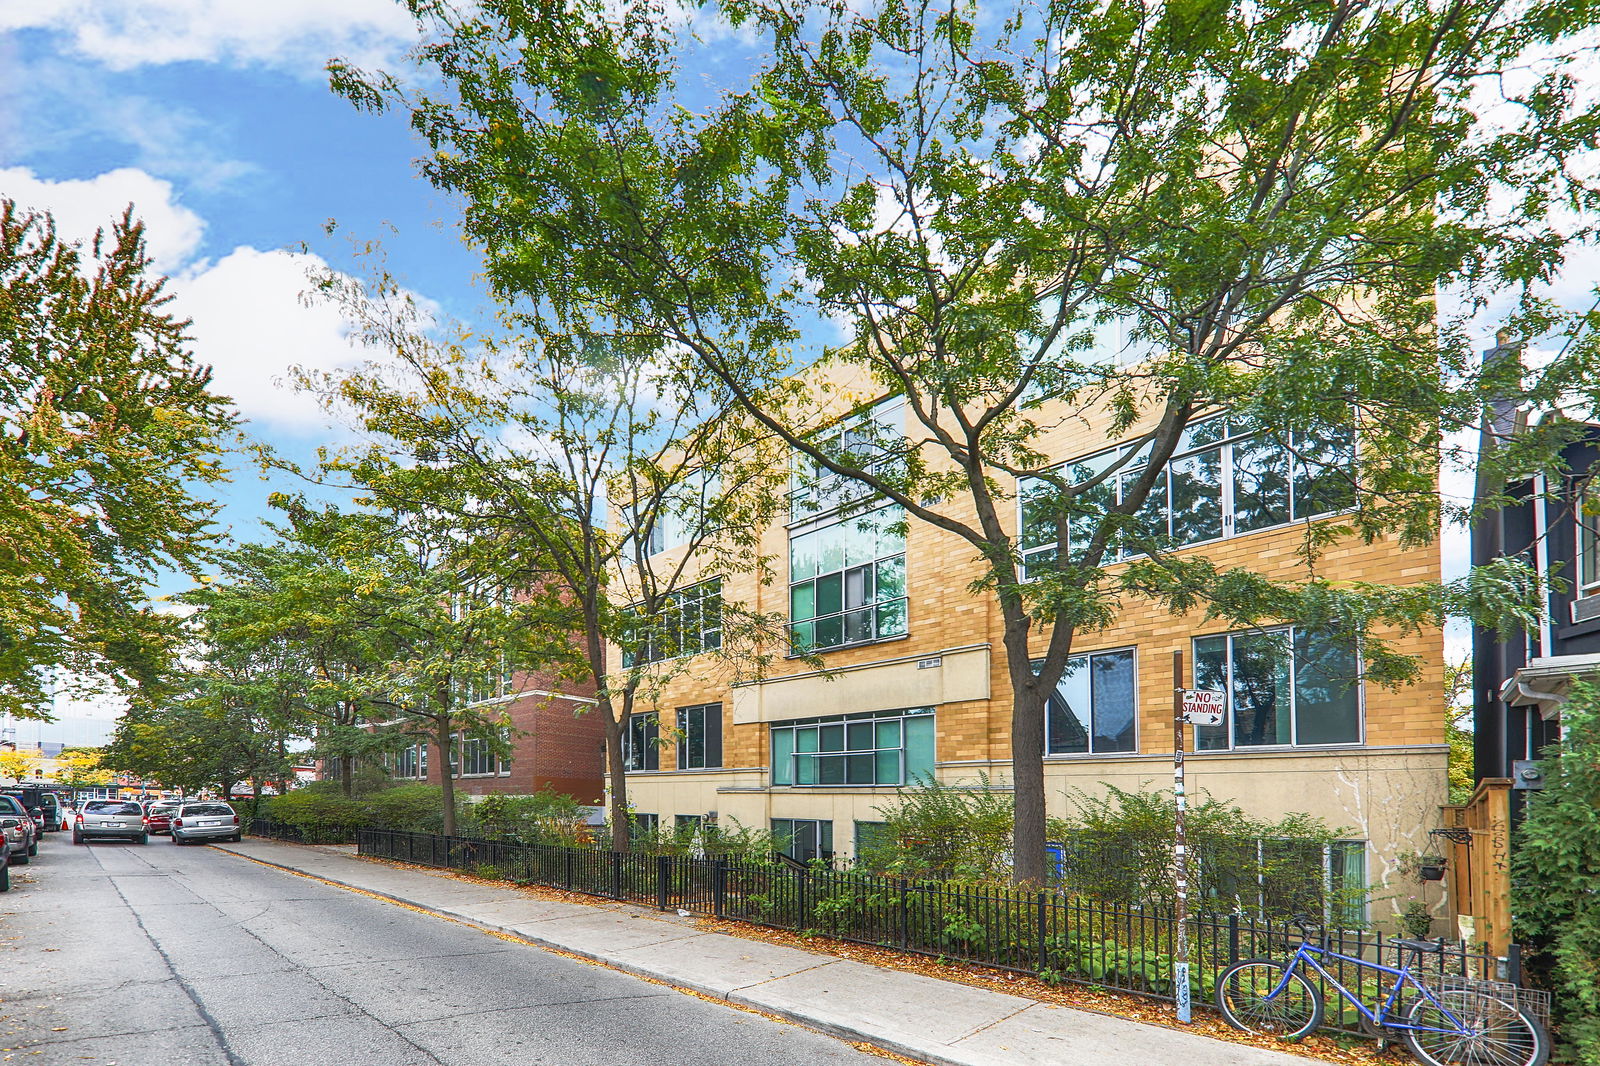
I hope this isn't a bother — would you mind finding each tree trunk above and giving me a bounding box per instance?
[437,712,457,837]
[601,695,629,853]
[1001,611,1049,885]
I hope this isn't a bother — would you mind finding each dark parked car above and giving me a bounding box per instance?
[0,796,37,862]
[73,800,148,844]
[2,788,61,832]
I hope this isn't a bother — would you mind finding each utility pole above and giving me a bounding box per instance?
[1172,650,1191,1024]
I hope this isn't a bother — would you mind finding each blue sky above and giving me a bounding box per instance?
[4,1,1597,738]
[2,3,495,591]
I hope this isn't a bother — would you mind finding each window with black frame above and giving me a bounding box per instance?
[676,703,723,770]
[622,713,659,771]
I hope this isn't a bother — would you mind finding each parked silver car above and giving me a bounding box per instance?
[0,796,38,861]
[73,799,149,844]
[0,814,26,888]
[171,802,240,844]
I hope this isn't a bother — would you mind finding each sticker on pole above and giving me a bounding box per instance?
[1181,689,1225,726]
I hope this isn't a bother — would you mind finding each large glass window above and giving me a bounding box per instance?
[789,400,904,521]
[1036,648,1138,755]
[789,505,907,651]
[1018,416,1354,574]
[621,578,723,667]
[640,469,719,556]
[772,818,833,862]
[623,713,659,771]
[1192,628,1361,749]
[676,703,723,770]
[770,707,934,787]
[459,735,496,776]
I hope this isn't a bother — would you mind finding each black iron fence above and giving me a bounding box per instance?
[249,819,359,846]
[356,827,1514,1033]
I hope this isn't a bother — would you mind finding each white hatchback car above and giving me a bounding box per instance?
[171,802,241,844]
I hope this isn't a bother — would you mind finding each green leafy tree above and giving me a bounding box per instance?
[277,498,575,837]
[336,0,1600,879]
[0,200,235,718]
[293,279,790,851]
[179,529,401,797]
[1513,683,1600,1060]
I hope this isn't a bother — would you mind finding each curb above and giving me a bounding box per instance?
[217,843,976,1066]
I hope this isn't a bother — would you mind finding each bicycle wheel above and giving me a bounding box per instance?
[1216,959,1324,1040]
[1403,988,1549,1066]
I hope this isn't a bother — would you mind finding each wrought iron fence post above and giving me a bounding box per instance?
[898,879,909,949]
[1505,942,1522,985]
[657,854,671,912]
[611,850,622,900]
[1228,913,1240,965]
[796,866,807,931]
[1026,890,1043,972]
[714,858,727,919]
[565,846,574,890]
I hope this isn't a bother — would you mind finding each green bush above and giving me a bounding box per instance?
[458,789,586,845]
[1514,682,1600,1062]
[857,774,1014,881]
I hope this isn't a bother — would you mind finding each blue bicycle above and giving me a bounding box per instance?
[1215,916,1548,1066]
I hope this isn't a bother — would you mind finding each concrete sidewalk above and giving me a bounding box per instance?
[214,839,1308,1066]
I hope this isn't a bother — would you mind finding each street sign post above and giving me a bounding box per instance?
[1172,653,1191,1024]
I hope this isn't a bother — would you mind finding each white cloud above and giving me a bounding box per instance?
[171,246,377,431]
[1,0,416,76]
[3,165,430,435]
[1,165,205,271]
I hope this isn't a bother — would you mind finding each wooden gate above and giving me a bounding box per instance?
[1439,778,1513,957]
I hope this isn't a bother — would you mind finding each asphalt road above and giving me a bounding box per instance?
[0,834,887,1066]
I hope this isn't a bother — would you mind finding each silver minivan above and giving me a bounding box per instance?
[74,799,149,844]
[171,802,240,844]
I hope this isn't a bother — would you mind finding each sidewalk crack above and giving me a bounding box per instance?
[948,1002,1034,1044]
[725,958,842,995]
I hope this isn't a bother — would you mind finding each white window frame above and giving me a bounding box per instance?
[1017,416,1356,577]
[1034,646,1140,757]
[621,577,723,668]
[787,503,908,654]
[1190,626,1366,751]
[1576,478,1600,601]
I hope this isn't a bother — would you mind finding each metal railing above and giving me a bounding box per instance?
[355,827,1515,1033]
[248,819,359,846]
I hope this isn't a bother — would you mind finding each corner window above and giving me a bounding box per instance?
[621,578,723,667]
[676,703,723,770]
[1035,648,1137,755]
[770,707,933,787]
[1018,416,1354,574]
[1192,627,1361,750]
[623,713,659,772]
[789,505,907,652]
[789,399,904,521]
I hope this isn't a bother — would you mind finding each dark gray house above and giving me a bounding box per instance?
[1471,406,1600,806]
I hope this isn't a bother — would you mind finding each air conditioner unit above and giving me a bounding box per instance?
[1572,595,1600,625]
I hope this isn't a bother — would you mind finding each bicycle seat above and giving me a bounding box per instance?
[1393,938,1444,953]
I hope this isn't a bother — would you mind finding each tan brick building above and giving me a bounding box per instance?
[612,378,1445,919]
